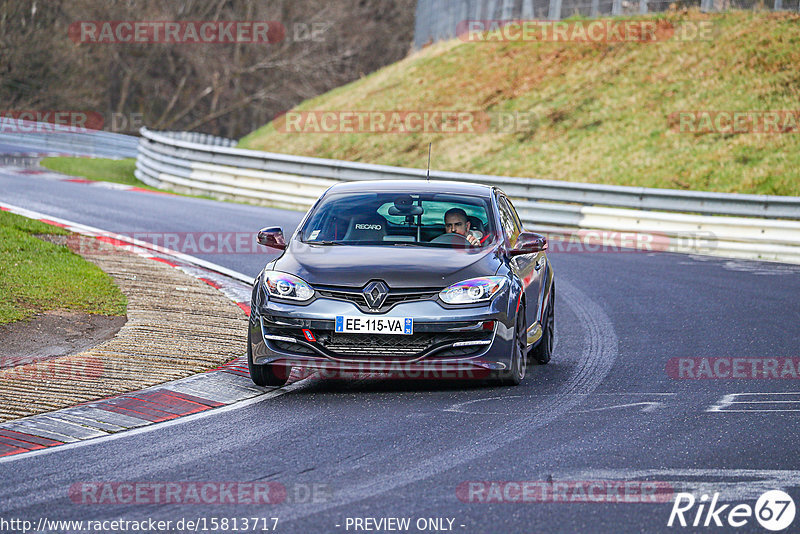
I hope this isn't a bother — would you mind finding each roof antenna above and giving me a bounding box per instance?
[426,142,432,182]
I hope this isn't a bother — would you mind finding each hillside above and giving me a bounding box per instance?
[239,10,800,196]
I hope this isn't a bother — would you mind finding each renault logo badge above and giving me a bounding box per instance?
[363,281,389,309]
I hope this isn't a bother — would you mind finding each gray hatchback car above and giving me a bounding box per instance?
[248,180,555,387]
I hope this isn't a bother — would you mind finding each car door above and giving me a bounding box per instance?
[497,195,541,331]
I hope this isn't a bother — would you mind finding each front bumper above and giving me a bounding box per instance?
[249,292,517,373]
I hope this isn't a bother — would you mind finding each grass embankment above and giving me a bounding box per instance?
[0,210,127,325]
[39,157,144,187]
[240,10,800,196]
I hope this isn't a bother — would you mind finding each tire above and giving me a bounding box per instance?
[531,286,555,365]
[495,304,527,386]
[247,329,291,387]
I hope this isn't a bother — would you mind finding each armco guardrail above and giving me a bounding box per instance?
[136,127,800,264]
[0,119,138,158]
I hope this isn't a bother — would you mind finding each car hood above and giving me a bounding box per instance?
[271,241,503,289]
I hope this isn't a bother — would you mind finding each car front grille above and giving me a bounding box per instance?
[323,331,490,360]
[315,286,439,312]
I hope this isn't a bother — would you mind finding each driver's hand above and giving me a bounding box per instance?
[466,233,480,246]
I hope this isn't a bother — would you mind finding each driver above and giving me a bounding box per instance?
[444,208,480,246]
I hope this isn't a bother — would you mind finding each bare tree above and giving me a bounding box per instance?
[0,0,416,137]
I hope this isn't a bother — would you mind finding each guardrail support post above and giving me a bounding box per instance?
[522,0,535,17]
[548,0,562,20]
[501,0,514,19]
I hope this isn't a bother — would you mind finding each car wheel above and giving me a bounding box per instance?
[496,304,526,386]
[247,328,291,387]
[531,286,555,365]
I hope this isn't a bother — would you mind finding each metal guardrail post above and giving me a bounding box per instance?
[471,0,483,20]
[522,0,534,17]
[446,0,456,41]
[488,0,498,19]
[548,0,563,20]
[501,0,515,19]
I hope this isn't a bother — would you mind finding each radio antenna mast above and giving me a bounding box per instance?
[426,143,432,182]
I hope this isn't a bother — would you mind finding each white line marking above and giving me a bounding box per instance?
[574,401,665,413]
[443,395,522,415]
[444,393,675,415]
[720,409,800,413]
[707,392,800,412]
[726,401,800,404]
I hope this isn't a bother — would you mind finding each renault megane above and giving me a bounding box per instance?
[247,180,555,387]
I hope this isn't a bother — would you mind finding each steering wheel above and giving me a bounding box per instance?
[430,232,471,245]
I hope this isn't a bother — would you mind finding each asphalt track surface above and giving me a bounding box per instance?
[2,166,800,534]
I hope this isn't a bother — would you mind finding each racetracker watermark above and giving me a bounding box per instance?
[69,232,271,255]
[0,111,147,134]
[0,356,104,381]
[282,361,492,381]
[70,481,282,505]
[545,230,716,254]
[275,110,539,134]
[0,111,104,133]
[670,111,800,134]
[456,480,674,503]
[457,19,714,42]
[68,482,330,505]
[667,357,800,379]
[68,21,286,44]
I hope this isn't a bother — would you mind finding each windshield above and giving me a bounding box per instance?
[299,191,497,248]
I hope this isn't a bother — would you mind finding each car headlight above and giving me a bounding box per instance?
[262,271,314,301]
[439,276,507,304]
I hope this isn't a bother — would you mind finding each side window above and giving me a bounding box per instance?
[497,196,521,247]
[505,197,525,233]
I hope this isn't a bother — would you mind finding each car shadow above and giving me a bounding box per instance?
[283,360,571,395]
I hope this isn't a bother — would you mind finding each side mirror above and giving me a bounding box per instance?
[257,227,286,250]
[510,232,547,256]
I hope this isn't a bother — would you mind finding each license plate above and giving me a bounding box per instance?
[335,316,413,335]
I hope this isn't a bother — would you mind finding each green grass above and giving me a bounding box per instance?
[39,157,144,187]
[0,210,127,325]
[40,156,220,202]
[239,10,800,196]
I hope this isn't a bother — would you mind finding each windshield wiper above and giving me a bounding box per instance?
[307,240,345,246]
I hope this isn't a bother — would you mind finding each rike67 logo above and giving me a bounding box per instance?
[668,490,796,531]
